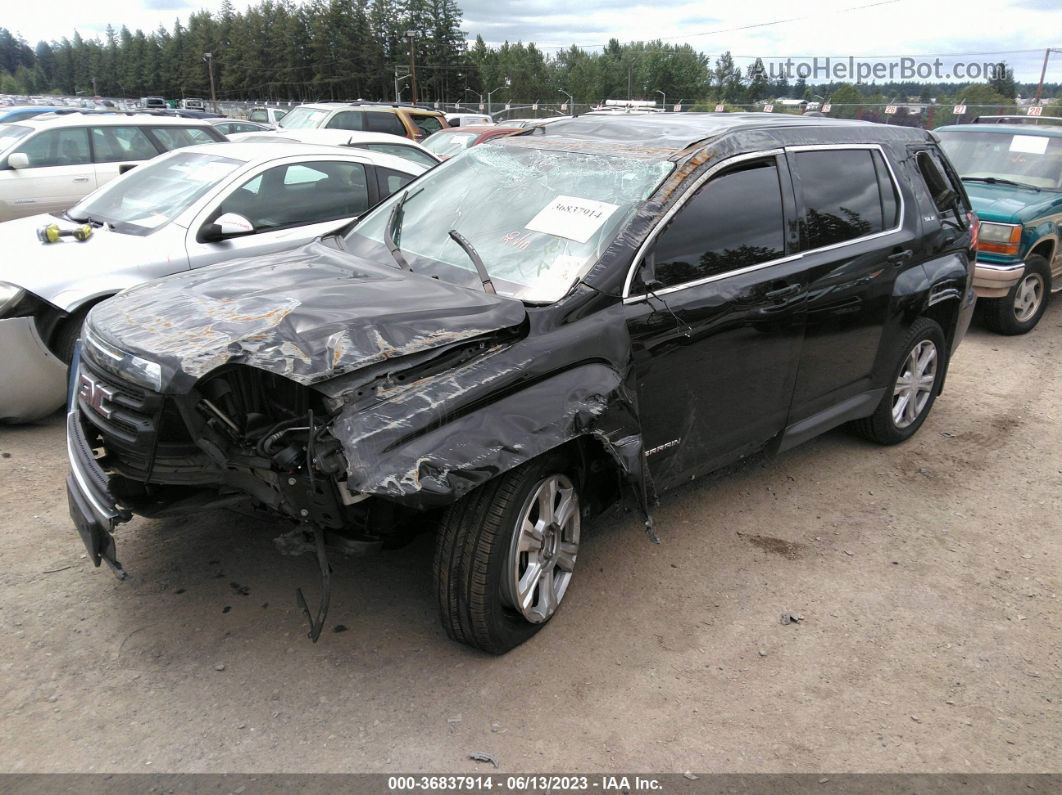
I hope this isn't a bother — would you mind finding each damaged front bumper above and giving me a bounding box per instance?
[0,316,68,422]
[66,407,130,577]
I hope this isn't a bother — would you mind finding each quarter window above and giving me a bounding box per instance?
[792,149,895,250]
[248,110,266,123]
[14,127,91,167]
[648,159,786,289]
[411,114,443,137]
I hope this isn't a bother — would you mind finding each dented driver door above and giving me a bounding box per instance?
[624,154,807,491]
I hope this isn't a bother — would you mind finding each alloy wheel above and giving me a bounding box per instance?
[504,474,580,624]
[892,339,938,429]
[1013,272,1045,323]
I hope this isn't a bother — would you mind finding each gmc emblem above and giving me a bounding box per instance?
[78,371,116,420]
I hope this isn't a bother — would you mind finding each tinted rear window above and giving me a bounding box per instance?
[792,149,895,250]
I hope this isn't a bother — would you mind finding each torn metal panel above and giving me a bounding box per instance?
[331,296,649,509]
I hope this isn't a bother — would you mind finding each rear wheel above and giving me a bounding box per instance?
[852,317,946,445]
[982,254,1051,335]
[433,453,581,654]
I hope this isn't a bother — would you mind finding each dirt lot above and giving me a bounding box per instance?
[0,311,1059,774]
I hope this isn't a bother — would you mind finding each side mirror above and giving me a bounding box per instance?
[8,152,29,170]
[201,212,254,243]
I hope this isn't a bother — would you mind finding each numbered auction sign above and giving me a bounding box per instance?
[953,104,966,115]
[532,103,538,110]
[1028,105,1043,116]
[434,101,440,109]
[674,103,681,112]
[714,104,725,112]
[885,105,897,115]
[763,104,774,112]
[478,103,485,111]
[821,103,831,113]
[504,103,510,110]
[560,103,568,111]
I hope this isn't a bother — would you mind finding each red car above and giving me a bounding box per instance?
[421,125,522,160]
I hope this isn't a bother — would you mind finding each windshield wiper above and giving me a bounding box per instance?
[961,176,1041,191]
[383,190,412,271]
[448,230,496,295]
[64,210,112,227]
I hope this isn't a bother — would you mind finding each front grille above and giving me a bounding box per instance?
[77,352,163,449]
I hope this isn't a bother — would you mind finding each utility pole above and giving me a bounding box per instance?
[203,52,218,113]
[405,31,418,105]
[1035,48,1059,104]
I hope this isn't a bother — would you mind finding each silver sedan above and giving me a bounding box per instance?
[0,141,426,421]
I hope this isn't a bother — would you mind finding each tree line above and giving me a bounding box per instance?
[0,3,1058,107]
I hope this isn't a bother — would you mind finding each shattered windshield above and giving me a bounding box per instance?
[343,142,672,302]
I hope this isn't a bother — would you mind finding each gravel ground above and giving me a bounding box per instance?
[0,311,1059,774]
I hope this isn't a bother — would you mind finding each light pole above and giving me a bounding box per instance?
[558,88,573,113]
[655,89,666,112]
[394,68,411,102]
[465,87,484,111]
[486,83,506,118]
[203,52,218,114]
[404,30,418,105]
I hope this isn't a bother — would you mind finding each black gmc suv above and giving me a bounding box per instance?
[67,113,977,653]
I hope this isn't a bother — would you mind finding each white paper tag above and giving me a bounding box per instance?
[1009,135,1049,155]
[524,195,618,243]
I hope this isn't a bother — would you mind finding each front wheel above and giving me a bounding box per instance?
[433,453,581,654]
[982,254,1051,335]
[852,317,946,445]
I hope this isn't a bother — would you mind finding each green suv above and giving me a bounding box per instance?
[936,118,1062,334]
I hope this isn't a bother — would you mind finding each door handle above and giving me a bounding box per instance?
[764,283,801,302]
[73,177,90,183]
[888,249,914,265]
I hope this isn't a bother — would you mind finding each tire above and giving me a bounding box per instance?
[852,317,946,446]
[433,452,582,654]
[982,254,1051,335]
[51,306,92,365]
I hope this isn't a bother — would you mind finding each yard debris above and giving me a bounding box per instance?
[214,663,226,671]
[758,649,768,657]
[683,772,698,780]
[468,751,498,767]
[780,612,803,625]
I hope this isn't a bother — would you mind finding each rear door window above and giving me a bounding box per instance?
[791,149,895,250]
[90,126,159,163]
[14,127,91,167]
[649,159,786,289]
[248,110,266,123]
[326,111,365,131]
[365,112,406,136]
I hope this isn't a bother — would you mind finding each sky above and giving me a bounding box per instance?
[5,0,1062,83]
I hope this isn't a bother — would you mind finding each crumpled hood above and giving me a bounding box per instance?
[87,241,528,391]
[0,214,182,309]
[964,182,1061,224]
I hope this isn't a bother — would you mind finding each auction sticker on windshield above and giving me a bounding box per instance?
[1009,135,1049,155]
[525,195,619,243]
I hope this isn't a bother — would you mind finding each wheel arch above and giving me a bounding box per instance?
[336,362,648,514]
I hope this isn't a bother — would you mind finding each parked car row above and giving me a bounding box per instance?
[0,108,1056,655]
